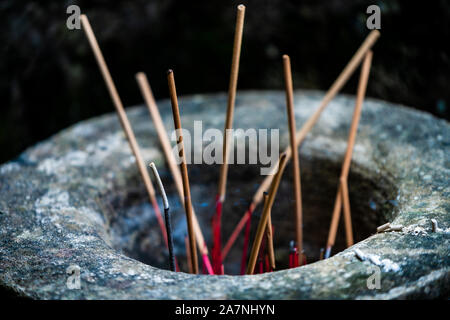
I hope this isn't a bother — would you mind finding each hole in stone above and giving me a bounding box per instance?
[102,153,398,275]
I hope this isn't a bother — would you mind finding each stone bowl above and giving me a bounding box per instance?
[0,90,448,299]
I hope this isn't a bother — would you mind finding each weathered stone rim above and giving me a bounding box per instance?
[0,90,448,299]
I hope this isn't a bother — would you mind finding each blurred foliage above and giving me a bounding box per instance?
[0,0,449,163]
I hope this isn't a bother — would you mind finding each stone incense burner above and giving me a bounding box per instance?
[0,90,448,299]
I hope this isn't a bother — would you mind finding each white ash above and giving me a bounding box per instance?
[353,249,401,272]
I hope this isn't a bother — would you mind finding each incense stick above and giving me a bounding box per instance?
[255,223,268,274]
[80,14,168,247]
[289,240,299,268]
[167,69,198,274]
[239,204,253,274]
[340,177,353,246]
[246,191,270,274]
[264,192,276,270]
[325,50,373,258]
[212,4,246,274]
[258,231,267,274]
[135,72,213,274]
[283,54,303,261]
[217,4,246,201]
[149,162,176,272]
[222,203,254,260]
[246,153,288,275]
[265,254,271,273]
[222,30,380,257]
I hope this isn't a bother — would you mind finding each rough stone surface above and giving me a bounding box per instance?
[0,90,448,299]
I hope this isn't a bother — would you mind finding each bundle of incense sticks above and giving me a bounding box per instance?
[240,191,276,274]
[246,153,288,275]
[80,6,380,274]
[253,193,270,274]
[80,14,180,271]
[325,50,374,259]
[136,72,213,275]
[222,30,380,265]
[262,192,275,272]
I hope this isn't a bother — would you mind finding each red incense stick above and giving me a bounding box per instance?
[265,255,270,273]
[239,206,252,275]
[213,5,246,274]
[222,202,255,261]
[202,244,214,275]
[222,31,381,258]
[211,195,224,274]
[289,240,300,268]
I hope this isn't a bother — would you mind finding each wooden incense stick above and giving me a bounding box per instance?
[80,14,168,247]
[256,230,267,274]
[149,162,176,272]
[246,153,288,274]
[217,4,246,202]
[240,194,265,274]
[340,177,352,245]
[135,72,213,274]
[167,69,198,274]
[222,30,380,258]
[325,50,373,259]
[282,54,303,260]
[212,4,246,274]
[264,192,276,270]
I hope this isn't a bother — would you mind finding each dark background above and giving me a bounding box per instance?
[1,0,449,164]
